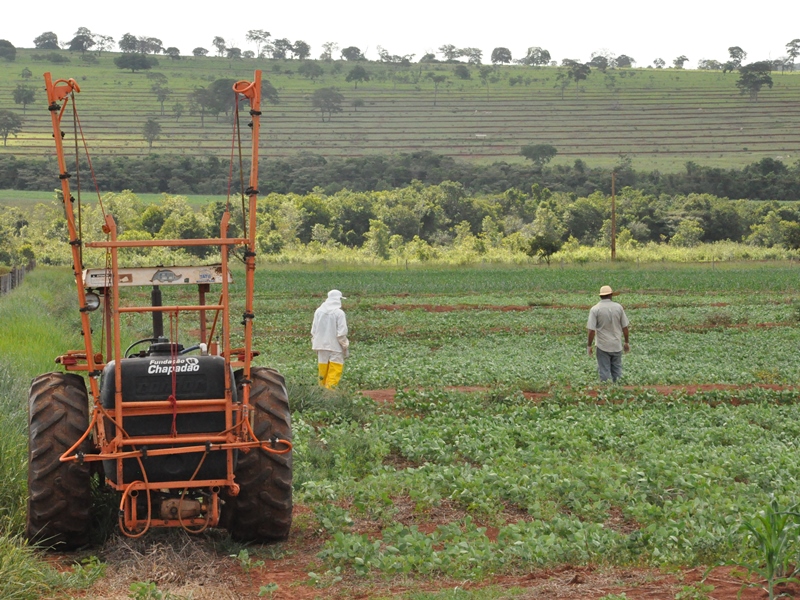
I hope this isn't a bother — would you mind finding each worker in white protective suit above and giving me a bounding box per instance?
[311,290,350,388]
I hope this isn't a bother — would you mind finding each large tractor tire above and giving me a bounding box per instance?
[27,372,93,549]
[225,367,293,542]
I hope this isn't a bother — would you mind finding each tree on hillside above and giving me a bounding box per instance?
[653,58,665,68]
[94,34,115,53]
[226,47,242,59]
[736,61,773,101]
[589,55,609,71]
[142,118,161,150]
[454,64,471,79]
[425,72,448,105]
[479,66,495,98]
[377,46,414,64]
[460,47,483,65]
[516,47,550,66]
[119,33,138,53]
[151,84,171,115]
[673,55,689,69]
[33,32,59,50]
[787,39,800,70]
[566,61,591,96]
[206,78,238,118]
[138,37,163,54]
[346,65,369,88]
[298,61,324,80]
[520,144,558,167]
[212,36,226,57]
[0,110,22,146]
[292,40,311,59]
[20,68,32,79]
[319,41,338,61]
[68,34,94,54]
[261,80,280,105]
[311,87,344,122]
[774,56,793,73]
[728,46,747,67]
[491,47,512,64]
[12,85,35,114]
[341,46,365,61]
[697,59,722,70]
[246,29,271,57]
[0,40,17,62]
[554,72,570,99]
[270,38,293,59]
[613,55,635,68]
[192,47,209,57]
[189,87,213,126]
[438,44,459,61]
[165,47,181,60]
[147,72,168,85]
[114,54,158,72]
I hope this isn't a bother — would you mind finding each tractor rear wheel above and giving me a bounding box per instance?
[27,372,93,549]
[225,367,293,541]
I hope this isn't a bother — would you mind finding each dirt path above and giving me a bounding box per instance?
[360,383,799,403]
[62,545,780,600]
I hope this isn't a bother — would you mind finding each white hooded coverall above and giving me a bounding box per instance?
[311,290,349,388]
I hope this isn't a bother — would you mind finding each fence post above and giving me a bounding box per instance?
[0,262,35,297]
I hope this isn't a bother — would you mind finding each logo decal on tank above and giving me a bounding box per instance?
[147,356,201,375]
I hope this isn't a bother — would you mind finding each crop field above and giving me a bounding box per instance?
[3,262,800,598]
[1,50,799,171]
[245,262,800,389]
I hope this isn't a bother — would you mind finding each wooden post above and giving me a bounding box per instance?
[611,171,617,261]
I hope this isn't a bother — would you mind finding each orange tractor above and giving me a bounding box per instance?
[27,70,292,548]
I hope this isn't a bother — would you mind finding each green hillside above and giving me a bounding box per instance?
[1,49,799,172]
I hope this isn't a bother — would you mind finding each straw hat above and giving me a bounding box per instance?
[599,285,614,296]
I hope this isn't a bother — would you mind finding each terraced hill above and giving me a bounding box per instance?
[1,49,798,172]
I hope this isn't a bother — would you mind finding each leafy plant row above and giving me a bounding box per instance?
[294,386,800,579]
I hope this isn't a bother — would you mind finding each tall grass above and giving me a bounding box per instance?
[0,360,31,536]
[264,240,796,268]
[0,268,83,375]
[0,266,84,534]
[0,267,93,597]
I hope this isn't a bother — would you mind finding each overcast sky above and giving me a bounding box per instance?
[4,0,798,69]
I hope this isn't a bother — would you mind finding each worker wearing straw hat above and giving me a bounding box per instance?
[587,285,630,383]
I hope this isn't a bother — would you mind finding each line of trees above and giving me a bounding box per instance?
[11,29,800,72]
[2,181,800,268]
[1,152,799,201]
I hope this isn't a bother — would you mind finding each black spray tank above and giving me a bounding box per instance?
[100,343,237,484]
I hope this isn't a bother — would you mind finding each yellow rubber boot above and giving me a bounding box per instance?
[325,362,344,389]
[318,362,329,387]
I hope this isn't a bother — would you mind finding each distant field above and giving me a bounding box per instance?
[1,49,799,172]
